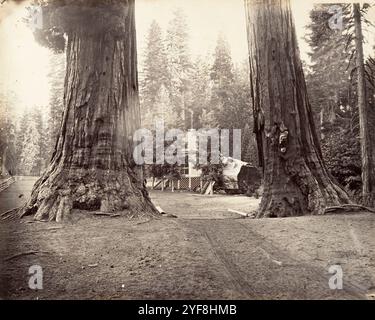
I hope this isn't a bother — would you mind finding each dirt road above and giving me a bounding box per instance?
[0,176,36,214]
[0,181,374,299]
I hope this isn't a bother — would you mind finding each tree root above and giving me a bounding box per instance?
[4,251,50,262]
[92,212,121,217]
[16,167,160,222]
[324,204,375,215]
[1,207,22,221]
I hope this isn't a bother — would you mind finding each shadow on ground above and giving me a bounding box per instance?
[0,178,374,299]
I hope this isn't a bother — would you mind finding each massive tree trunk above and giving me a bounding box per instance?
[244,0,350,218]
[19,0,158,221]
[353,3,375,208]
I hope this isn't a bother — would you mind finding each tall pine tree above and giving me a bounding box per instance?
[140,20,169,128]
[210,34,235,128]
[165,8,192,129]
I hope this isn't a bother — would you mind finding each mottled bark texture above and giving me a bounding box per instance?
[20,0,158,221]
[244,0,350,217]
[354,4,375,208]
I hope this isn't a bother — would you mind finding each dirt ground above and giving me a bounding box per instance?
[0,179,374,300]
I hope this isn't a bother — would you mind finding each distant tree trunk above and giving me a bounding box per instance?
[20,1,158,221]
[1,146,7,176]
[244,0,350,217]
[353,3,375,207]
[327,100,336,124]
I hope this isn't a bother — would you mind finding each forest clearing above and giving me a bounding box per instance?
[0,177,374,300]
[1,0,375,303]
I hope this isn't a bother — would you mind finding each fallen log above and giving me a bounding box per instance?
[228,209,249,217]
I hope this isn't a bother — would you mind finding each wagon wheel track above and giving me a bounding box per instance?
[235,221,368,299]
[202,229,256,298]
[186,219,367,300]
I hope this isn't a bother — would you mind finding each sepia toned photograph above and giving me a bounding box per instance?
[0,0,374,304]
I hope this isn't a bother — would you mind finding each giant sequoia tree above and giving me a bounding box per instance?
[353,3,375,207]
[244,0,350,217]
[19,0,158,221]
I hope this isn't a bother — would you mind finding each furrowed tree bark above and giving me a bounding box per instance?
[19,0,158,221]
[244,0,350,217]
[353,3,375,208]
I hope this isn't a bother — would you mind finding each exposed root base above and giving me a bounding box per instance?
[324,204,375,215]
[19,167,159,222]
[257,152,352,218]
[256,202,375,218]
[1,207,21,221]
[256,184,351,218]
[362,194,375,209]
